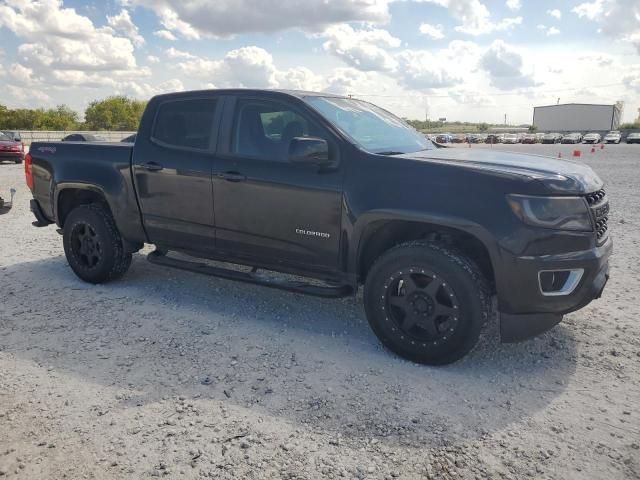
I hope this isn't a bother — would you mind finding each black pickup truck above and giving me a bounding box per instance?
[26,89,611,365]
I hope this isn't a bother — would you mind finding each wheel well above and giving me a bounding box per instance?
[57,189,110,227]
[358,220,495,291]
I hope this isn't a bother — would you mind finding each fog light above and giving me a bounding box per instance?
[538,269,584,296]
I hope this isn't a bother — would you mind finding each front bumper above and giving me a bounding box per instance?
[498,237,612,342]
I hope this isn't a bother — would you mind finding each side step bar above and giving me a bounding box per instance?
[147,250,353,298]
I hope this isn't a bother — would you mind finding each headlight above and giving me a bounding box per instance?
[506,194,593,231]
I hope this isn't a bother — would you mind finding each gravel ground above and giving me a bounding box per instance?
[0,143,639,479]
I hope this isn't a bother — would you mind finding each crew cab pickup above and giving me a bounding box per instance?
[26,89,612,365]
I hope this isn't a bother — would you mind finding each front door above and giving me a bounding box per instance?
[132,95,221,251]
[212,96,344,272]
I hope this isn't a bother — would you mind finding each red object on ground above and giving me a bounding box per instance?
[600,144,604,149]
[591,147,596,153]
[558,152,562,158]
[573,150,581,157]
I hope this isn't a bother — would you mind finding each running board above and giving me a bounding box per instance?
[147,250,353,298]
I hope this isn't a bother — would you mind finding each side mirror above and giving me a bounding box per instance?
[288,137,330,166]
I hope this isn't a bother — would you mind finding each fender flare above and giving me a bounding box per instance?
[349,209,499,279]
[53,182,111,227]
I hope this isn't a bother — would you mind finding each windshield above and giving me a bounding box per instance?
[304,96,433,155]
[0,132,10,141]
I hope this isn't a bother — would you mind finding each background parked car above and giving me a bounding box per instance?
[503,133,518,144]
[626,132,640,144]
[521,133,538,144]
[485,134,503,144]
[434,133,453,143]
[1,131,22,142]
[603,131,621,144]
[0,131,25,163]
[582,132,602,144]
[561,132,582,144]
[542,132,562,144]
[535,132,546,142]
[451,133,468,143]
[61,133,103,142]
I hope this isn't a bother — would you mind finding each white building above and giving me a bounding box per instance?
[532,103,623,132]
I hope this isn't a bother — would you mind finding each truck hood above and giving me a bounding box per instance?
[399,148,603,194]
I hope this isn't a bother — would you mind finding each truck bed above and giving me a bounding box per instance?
[28,141,144,243]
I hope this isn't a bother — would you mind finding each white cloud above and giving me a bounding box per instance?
[276,67,325,91]
[622,65,640,93]
[0,1,139,78]
[324,68,371,95]
[165,47,196,59]
[146,55,160,64]
[395,50,461,89]
[479,40,536,90]
[547,9,562,20]
[107,9,144,47]
[536,24,560,36]
[579,53,615,67]
[572,0,605,20]
[415,0,522,35]
[506,0,521,11]
[153,29,177,41]
[573,0,640,53]
[124,0,391,38]
[176,46,279,88]
[320,25,401,72]
[0,0,153,98]
[419,23,445,40]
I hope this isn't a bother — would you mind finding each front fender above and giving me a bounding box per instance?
[349,209,499,280]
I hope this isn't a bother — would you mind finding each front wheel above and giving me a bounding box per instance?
[364,242,490,365]
[63,204,132,284]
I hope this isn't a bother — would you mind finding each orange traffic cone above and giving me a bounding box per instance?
[591,147,596,153]
[573,150,581,157]
[558,152,562,158]
[600,144,604,149]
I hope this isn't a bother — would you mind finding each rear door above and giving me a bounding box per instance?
[132,94,222,252]
[211,95,344,272]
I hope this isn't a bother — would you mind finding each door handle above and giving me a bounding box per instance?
[142,162,163,171]
[219,172,246,182]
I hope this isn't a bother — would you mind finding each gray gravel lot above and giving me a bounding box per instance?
[0,143,639,479]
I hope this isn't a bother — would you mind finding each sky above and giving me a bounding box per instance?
[0,0,639,124]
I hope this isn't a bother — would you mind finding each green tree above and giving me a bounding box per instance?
[528,125,538,132]
[477,123,489,132]
[84,96,146,131]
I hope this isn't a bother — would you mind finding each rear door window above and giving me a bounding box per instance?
[152,98,217,151]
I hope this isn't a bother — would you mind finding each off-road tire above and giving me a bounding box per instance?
[63,204,132,284]
[364,241,490,365]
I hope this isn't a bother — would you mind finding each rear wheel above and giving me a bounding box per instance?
[364,242,490,365]
[63,204,132,283]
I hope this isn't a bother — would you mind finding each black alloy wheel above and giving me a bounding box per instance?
[69,222,103,269]
[383,269,460,346]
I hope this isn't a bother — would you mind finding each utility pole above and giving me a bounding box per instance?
[504,113,507,125]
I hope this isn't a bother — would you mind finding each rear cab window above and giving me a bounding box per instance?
[152,98,217,151]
